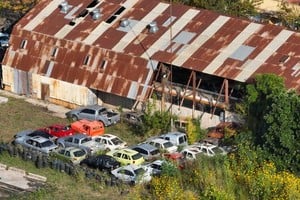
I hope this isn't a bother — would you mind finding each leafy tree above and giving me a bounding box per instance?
[176,0,259,17]
[263,91,300,172]
[0,0,39,14]
[245,74,286,145]
[185,117,204,144]
[243,73,300,173]
[141,97,176,136]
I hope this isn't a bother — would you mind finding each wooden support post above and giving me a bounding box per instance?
[179,72,193,107]
[224,79,229,106]
[211,79,225,117]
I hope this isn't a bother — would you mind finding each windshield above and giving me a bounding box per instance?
[41,141,54,148]
[134,167,145,175]
[81,137,92,144]
[132,153,142,160]
[0,36,8,40]
[163,142,173,148]
[150,149,159,155]
[111,137,123,145]
[73,149,86,157]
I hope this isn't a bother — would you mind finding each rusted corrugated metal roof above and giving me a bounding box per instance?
[3,0,300,97]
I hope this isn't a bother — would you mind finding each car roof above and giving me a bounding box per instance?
[118,148,139,155]
[81,104,105,110]
[70,134,88,139]
[100,134,117,139]
[121,164,141,171]
[30,136,50,142]
[151,160,164,165]
[182,148,201,154]
[161,131,186,137]
[64,146,83,151]
[132,143,158,151]
[149,138,170,144]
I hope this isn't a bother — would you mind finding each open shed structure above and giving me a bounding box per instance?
[2,0,300,127]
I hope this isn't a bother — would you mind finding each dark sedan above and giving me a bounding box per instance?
[80,154,120,171]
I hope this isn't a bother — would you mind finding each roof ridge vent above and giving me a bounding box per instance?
[59,1,70,14]
[120,18,130,27]
[148,21,159,33]
[92,8,101,20]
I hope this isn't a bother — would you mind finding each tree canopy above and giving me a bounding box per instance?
[242,74,300,173]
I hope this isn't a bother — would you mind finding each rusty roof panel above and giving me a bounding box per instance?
[3,0,300,97]
[93,27,127,49]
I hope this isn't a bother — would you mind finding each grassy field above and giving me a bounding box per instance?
[0,96,69,142]
[0,93,146,199]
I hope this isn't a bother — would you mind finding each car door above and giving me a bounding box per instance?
[118,169,134,182]
[78,108,95,120]
[73,138,81,148]
[121,153,131,165]
[64,137,74,147]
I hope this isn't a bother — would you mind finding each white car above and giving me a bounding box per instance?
[158,131,188,146]
[111,164,152,185]
[192,143,228,157]
[93,134,127,151]
[146,159,165,176]
[181,147,202,160]
[145,138,178,153]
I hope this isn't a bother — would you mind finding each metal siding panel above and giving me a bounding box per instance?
[127,81,139,99]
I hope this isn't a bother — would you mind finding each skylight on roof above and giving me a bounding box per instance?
[230,45,255,61]
[173,31,195,44]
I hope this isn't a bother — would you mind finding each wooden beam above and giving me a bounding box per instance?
[179,72,193,107]
[211,79,225,117]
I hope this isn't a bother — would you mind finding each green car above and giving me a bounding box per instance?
[106,148,145,166]
[53,147,88,164]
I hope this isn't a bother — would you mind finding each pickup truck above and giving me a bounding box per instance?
[70,119,105,137]
[65,105,120,126]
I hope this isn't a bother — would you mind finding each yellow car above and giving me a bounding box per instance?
[106,148,145,166]
[53,147,88,164]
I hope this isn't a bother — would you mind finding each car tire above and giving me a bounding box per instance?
[71,115,78,121]
[99,120,105,127]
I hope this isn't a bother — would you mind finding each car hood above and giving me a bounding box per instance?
[83,141,105,150]
[166,145,178,153]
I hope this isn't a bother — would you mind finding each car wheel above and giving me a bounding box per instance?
[99,120,105,126]
[71,115,78,121]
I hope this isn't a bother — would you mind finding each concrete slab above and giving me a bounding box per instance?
[0,163,46,194]
[0,96,8,104]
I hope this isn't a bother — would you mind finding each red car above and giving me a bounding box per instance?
[162,152,186,170]
[40,124,77,138]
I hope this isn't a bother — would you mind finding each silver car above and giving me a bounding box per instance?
[14,136,58,154]
[65,104,120,126]
[130,143,160,161]
[111,164,152,185]
[56,134,105,155]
